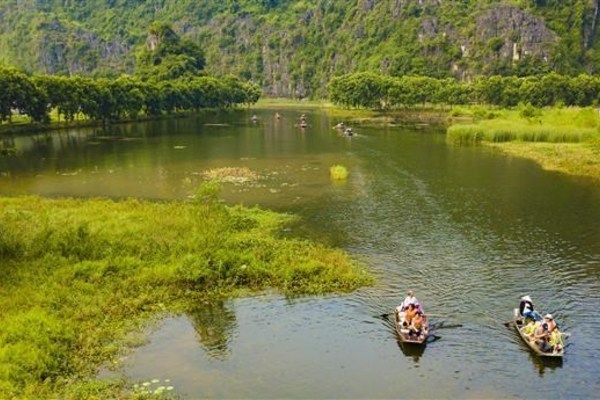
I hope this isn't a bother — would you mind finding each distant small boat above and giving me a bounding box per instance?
[394,312,429,345]
[512,309,564,358]
[300,122,307,128]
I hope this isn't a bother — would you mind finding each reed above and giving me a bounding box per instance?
[447,107,599,144]
[0,186,372,398]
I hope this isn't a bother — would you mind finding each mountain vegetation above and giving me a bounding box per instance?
[0,0,599,98]
[0,23,261,126]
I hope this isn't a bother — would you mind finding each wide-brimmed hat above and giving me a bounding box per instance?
[521,295,532,302]
[544,314,553,320]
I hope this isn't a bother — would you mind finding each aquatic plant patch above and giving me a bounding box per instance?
[0,185,372,398]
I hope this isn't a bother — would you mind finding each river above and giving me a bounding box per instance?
[1,109,599,398]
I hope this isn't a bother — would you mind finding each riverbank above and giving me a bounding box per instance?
[0,108,230,136]
[0,184,372,398]
[447,106,600,181]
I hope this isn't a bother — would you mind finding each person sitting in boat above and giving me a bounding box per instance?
[549,329,564,354]
[396,290,422,315]
[543,314,557,333]
[409,311,425,338]
[523,319,540,339]
[533,322,552,352]
[519,295,542,321]
[401,303,419,328]
[251,114,258,123]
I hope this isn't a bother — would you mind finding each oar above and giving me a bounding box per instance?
[434,323,463,330]
[376,311,395,320]
[504,319,517,327]
[429,321,463,330]
[426,334,441,343]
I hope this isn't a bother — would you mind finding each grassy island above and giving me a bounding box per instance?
[0,183,372,398]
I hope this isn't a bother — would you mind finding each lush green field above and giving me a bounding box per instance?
[447,106,600,180]
[0,183,372,398]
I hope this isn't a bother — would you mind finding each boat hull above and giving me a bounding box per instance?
[512,309,563,358]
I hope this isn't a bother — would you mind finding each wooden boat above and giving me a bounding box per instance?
[512,309,564,358]
[394,312,429,345]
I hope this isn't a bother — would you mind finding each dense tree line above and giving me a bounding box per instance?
[0,67,261,124]
[328,72,600,109]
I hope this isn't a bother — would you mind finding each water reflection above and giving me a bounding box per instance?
[187,300,237,360]
[397,339,425,363]
[528,352,563,377]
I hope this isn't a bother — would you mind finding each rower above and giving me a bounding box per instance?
[519,295,542,321]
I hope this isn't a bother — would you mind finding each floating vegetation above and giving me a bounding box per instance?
[132,379,175,397]
[330,165,349,180]
[202,167,259,184]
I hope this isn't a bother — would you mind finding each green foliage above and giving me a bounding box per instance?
[0,188,372,397]
[328,72,600,110]
[447,107,600,144]
[329,165,348,180]
[1,70,261,126]
[0,1,598,98]
[136,22,206,82]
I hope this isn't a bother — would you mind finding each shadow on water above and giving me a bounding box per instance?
[186,300,237,360]
[528,352,563,377]
[396,339,426,363]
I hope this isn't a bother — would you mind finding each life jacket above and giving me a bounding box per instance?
[524,321,538,336]
[549,331,563,347]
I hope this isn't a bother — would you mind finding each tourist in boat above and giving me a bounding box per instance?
[409,311,425,338]
[543,314,557,333]
[519,295,542,321]
[402,303,418,327]
[523,319,539,339]
[397,289,420,312]
[549,329,564,354]
[395,289,423,324]
[533,322,551,352]
[275,112,281,120]
[251,114,258,123]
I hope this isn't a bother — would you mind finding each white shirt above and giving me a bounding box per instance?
[401,295,418,311]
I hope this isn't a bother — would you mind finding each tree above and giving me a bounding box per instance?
[136,22,206,82]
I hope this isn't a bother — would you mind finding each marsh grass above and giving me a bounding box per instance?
[447,106,600,180]
[447,107,600,144]
[0,184,372,398]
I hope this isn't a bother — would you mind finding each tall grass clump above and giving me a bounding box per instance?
[330,165,349,180]
[0,185,372,398]
[448,107,599,144]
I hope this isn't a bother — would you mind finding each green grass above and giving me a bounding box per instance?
[0,183,373,398]
[447,106,600,144]
[447,106,600,180]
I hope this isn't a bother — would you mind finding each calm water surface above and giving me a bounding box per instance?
[1,109,599,398]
